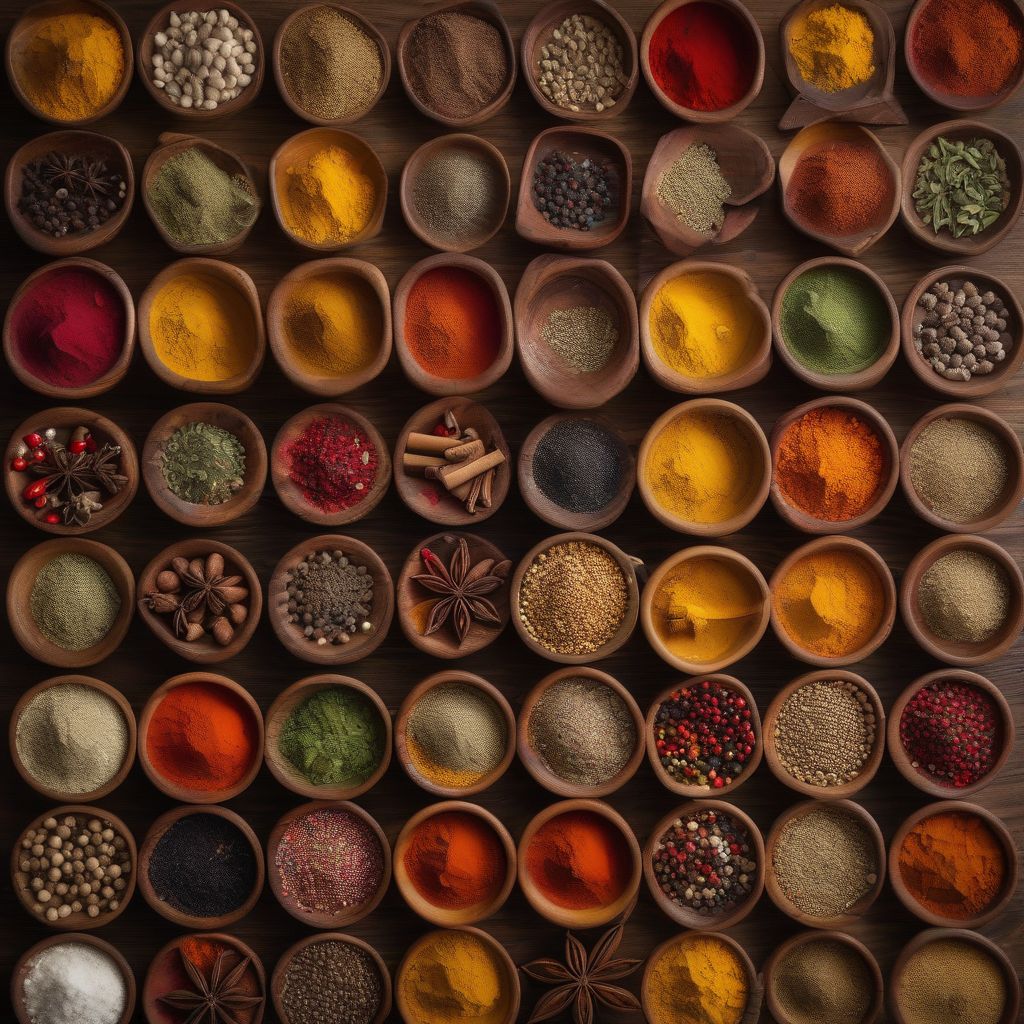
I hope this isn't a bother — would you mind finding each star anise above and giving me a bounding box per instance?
[158,947,263,1024]
[41,152,113,199]
[30,438,128,526]
[411,536,510,645]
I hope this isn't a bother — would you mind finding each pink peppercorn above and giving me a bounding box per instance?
[284,415,379,514]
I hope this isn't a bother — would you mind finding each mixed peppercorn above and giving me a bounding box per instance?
[532,150,616,231]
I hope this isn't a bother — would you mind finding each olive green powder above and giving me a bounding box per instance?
[160,421,247,505]
[772,939,873,1024]
[917,549,1011,644]
[896,938,1006,1024]
[30,553,121,651]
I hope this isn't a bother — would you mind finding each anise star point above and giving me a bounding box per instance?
[158,947,263,1024]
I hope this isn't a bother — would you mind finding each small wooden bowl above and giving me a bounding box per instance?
[900,534,1024,666]
[137,1,264,120]
[12,803,137,930]
[644,799,764,929]
[264,674,392,800]
[396,1,517,128]
[395,670,515,797]
[772,258,900,391]
[637,399,772,535]
[762,669,885,799]
[518,798,641,928]
[393,397,511,526]
[396,531,511,659]
[641,125,775,256]
[271,403,390,526]
[888,669,1015,798]
[901,265,1024,398]
[778,122,900,256]
[4,258,135,400]
[889,800,1018,927]
[10,675,136,803]
[138,258,265,394]
[138,804,264,929]
[394,800,515,926]
[640,0,765,122]
[7,537,134,668]
[267,799,391,928]
[765,798,885,928]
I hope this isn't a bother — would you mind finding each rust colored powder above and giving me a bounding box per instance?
[180,936,230,975]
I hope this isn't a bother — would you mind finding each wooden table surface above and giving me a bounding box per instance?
[1,2,1021,1022]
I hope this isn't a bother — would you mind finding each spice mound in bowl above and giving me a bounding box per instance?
[916,548,1012,646]
[158,420,247,506]
[282,547,377,648]
[29,551,122,654]
[768,935,876,1024]
[278,936,387,1024]
[531,148,620,234]
[786,3,876,96]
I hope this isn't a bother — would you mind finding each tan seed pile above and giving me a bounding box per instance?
[657,143,732,236]
[541,304,618,374]
[410,144,504,246]
[918,549,1010,644]
[896,938,1007,1024]
[536,14,628,113]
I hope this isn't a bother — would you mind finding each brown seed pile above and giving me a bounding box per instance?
[541,304,618,374]
[772,938,874,1024]
[535,13,628,113]
[280,938,383,1024]
[918,549,1010,644]
[896,938,1007,1024]
[284,549,375,646]
[657,143,732,236]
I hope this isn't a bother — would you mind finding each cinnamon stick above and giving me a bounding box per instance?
[438,449,505,490]
[445,438,485,463]
[407,432,462,453]
[403,453,447,471]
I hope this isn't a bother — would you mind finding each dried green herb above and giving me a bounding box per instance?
[160,422,246,505]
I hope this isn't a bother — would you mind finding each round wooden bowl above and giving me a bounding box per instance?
[393,396,511,526]
[273,933,391,1024]
[900,534,1024,666]
[396,1,517,128]
[778,121,900,256]
[3,258,135,400]
[901,265,1024,398]
[269,127,387,252]
[137,1,264,120]
[510,531,641,665]
[637,399,772,536]
[644,799,764,929]
[770,536,897,666]
[142,402,267,527]
[396,531,511,659]
[266,799,391,929]
[4,407,138,535]
[264,674,392,800]
[888,668,1014,798]
[266,259,391,396]
[889,800,1018,928]
[765,798,885,928]
[640,0,765,122]
[271,403,390,526]
[762,669,885,799]
[771,257,900,391]
[7,537,134,668]
[138,804,264,929]
[6,0,132,125]
[11,803,137,930]
[13,934,135,1024]
[10,675,136,803]
[641,547,769,673]
[137,257,265,394]
[273,3,390,126]
[267,533,394,666]
[518,798,641,928]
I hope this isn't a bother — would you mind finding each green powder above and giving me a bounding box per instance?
[30,553,121,651]
[779,266,889,375]
[160,421,247,505]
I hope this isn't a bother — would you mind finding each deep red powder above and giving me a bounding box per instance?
[284,415,379,513]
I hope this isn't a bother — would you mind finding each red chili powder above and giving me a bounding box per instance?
[647,2,757,111]
[10,266,125,388]
[284,414,379,514]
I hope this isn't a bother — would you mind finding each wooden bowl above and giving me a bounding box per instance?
[267,799,391,928]
[393,397,511,526]
[264,674,392,800]
[137,1,264,120]
[6,0,132,125]
[900,534,1024,666]
[765,798,885,927]
[271,403,390,526]
[901,265,1024,398]
[142,402,267,527]
[138,258,265,394]
[12,803,137,930]
[518,798,641,928]
[138,804,264,929]
[10,675,136,803]
[395,670,515,797]
[637,399,772,535]
[396,531,511,659]
[644,799,764,929]
[889,800,1018,927]
[778,122,900,256]
[772,258,900,391]
[762,669,885,799]
[641,125,775,255]
[394,801,515,926]
[7,537,134,668]
[396,1,516,128]
[640,0,765,122]
[888,669,1014,798]
[3,258,135,399]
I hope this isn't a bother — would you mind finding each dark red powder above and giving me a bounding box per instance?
[284,415,379,514]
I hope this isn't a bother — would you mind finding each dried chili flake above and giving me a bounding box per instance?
[284,415,378,513]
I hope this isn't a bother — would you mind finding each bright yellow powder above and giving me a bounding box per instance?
[645,934,749,1024]
[788,4,875,93]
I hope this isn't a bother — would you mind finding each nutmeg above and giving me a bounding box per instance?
[155,570,181,593]
[211,616,234,646]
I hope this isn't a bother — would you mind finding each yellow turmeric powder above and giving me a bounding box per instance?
[645,933,749,1024]
[788,4,875,93]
